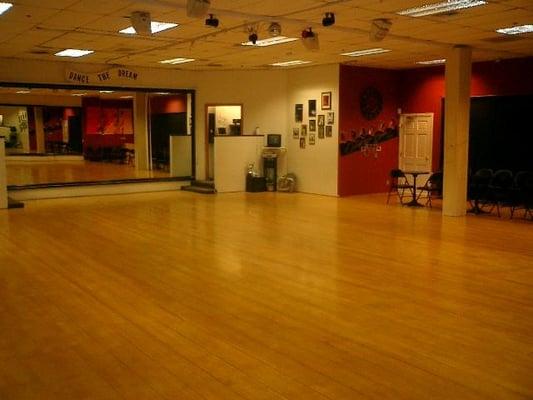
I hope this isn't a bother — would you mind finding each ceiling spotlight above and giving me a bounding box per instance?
[370,18,392,42]
[322,12,335,27]
[187,0,210,18]
[205,14,219,28]
[268,22,282,37]
[249,32,258,45]
[301,28,319,51]
[130,11,152,35]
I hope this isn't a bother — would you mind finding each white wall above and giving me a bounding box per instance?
[286,64,339,196]
[0,93,82,107]
[0,58,338,195]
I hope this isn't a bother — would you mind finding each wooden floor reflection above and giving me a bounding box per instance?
[0,192,532,399]
[6,160,169,186]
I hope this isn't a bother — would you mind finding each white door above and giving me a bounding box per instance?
[399,113,433,174]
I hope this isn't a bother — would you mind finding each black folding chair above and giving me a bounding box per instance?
[417,171,443,208]
[488,169,514,217]
[511,171,533,219]
[387,169,413,205]
[468,168,493,214]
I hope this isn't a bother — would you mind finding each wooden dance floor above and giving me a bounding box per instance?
[0,192,532,399]
[6,160,169,186]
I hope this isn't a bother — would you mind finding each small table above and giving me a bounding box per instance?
[403,171,430,207]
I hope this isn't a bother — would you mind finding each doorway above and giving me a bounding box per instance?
[399,113,433,176]
[205,104,242,181]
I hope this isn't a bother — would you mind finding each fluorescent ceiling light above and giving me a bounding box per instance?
[99,90,114,93]
[397,0,486,17]
[119,21,178,34]
[270,60,311,67]
[417,59,446,65]
[16,90,31,94]
[55,48,94,58]
[159,57,195,65]
[71,93,86,96]
[241,36,298,47]
[341,48,390,57]
[496,24,533,35]
[154,92,170,95]
[120,95,133,99]
[0,2,13,16]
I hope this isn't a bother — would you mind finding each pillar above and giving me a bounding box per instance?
[34,107,45,153]
[0,137,7,209]
[443,45,472,217]
[134,92,149,171]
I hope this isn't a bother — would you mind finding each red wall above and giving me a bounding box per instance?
[338,65,401,196]
[150,95,187,114]
[338,57,533,196]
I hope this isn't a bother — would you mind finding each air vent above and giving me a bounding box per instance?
[432,11,459,17]
[29,49,51,55]
[482,35,524,43]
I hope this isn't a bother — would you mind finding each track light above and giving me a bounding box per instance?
[322,12,335,27]
[186,0,210,18]
[370,18,392,42]
[301,28,319,51]
[249,32,258,45]
[268,22,282,37]
[205,14,219,28]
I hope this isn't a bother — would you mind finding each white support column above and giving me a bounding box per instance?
[34,107,46,153]
[0,137,8,209]
[134,92,149,171]
[443,45,472,217]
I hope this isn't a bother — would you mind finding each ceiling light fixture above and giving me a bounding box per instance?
[120,95,134,99]
[322,12,335,27]
[0,2,12,16]
[187,0,210,18]
[154,92,170,95]
[341,48,391,57]
[496,24,533,35]
[99,90,114,93]
[159,57,196,64]
[370,19,392,42]
[270,60,311,67]
[71,93,87,96]
[301,28,319,51]
[417,59,446,65]
[241,36,297,47]
[268,22,282,37]
[397,0,486,17]
[119,21,178,35]
[205,14,219,28]
[55,48,94,58]
[16,90,31,94]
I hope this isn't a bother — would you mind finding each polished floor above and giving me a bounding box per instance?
[0,192,532,400]
[6,160,169,186]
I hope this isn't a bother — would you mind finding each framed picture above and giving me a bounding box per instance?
[301,124,307,136]
[308,99,317,117]
[292,127,300,139]
[309,119,316,132]
[295,104,303,122]
[321,92,332,110]
[318,125,325,139]
[318,114,325,126]
[299,137,306,149]
[309,134,316,145]
[326,125,333,137]
[327,112,334,124]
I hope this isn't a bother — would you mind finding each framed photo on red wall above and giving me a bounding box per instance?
[321,91,332,110]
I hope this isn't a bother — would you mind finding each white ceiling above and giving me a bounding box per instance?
[0,0,531,71]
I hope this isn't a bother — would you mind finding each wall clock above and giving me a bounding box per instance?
[360,86,383,120]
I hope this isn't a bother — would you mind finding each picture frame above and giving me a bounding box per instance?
[308,99,317,117]
[301,124,307,136]
[309,119,316,132]
[327,111,334,124]
[292,127,300,139]
[321,92,332,110]
[318,115,325,126]
[326,125,333,137]
[309,134,316,145]
[318,125,325,139]
[295,104,303,122]
[299,137,306,149]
